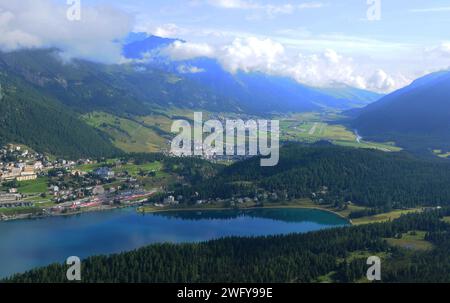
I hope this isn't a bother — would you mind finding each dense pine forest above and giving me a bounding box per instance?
[5,209,450,283]
[170,144,450,209]
[0,71,119,158]
[351,71,450,154]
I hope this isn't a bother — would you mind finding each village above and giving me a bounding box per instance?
[1,143,316,220]
[0,142,264,221]
[0,144,158,220]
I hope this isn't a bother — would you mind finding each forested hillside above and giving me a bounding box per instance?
[0,72,119,158]
[352,71,450,154]
[0,49,241,115]
[172,144,450,209]
[6,210,450,283]
[0,49,242,157]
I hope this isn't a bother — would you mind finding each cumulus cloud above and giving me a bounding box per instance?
[425,42,450,58]
[287,50,409,92]
[162,37,408,92]
[219,37,285,73]
[163,41,216,61]
[177,64,206,74]
[134,22,185,39]
[366,70,398,92]
[153,24,184,38]
[0,0,133,63]
[163,37,285,73]
[285,50,366,89]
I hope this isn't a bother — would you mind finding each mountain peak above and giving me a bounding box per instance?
[122,33,181,59]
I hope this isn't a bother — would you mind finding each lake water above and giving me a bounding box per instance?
[0,207,348,278]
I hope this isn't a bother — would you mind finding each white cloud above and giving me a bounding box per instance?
[207,0,323,17]
[366,70,397,92]
[298,2,324,9]
[163,41,216,61]
[154,24,183,38]
[208,0,254,9]
[0,10,41,49]
[409,7,450,13]
[219,37,285,73]
[419,42,450,74]
[0,0,133,63]
[286,50,357,87]
[426,42,450,57]
[177,64,206,74]
[162,37,409,92]
[163,37,285,73]
[287,50,410,92]
[134,22,185,38]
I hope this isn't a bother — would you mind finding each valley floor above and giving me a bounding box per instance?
[81,110,403,155]
[278,112,401,152]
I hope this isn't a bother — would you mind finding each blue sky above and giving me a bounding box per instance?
[86,0,450,91]
[91,0,450,46]
[2,0,450,92]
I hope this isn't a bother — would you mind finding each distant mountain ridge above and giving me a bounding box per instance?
[123,35,181,59]
[122,34,383,112]
[0,33,383,158]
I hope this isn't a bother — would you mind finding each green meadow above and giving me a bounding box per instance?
[279,112,401,152]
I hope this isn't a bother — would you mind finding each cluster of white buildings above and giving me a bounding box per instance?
[0,145,46,182]
[0,145,83,183]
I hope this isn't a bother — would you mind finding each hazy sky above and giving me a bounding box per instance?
[1,0,450,92]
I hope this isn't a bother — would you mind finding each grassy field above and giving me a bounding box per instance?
[84,110,402,154]
[82,112,169,153]
[0,206,43,216]
[82,110,206,154]
[113,161,163,177]
[74,163,104,172]
[351,209,423,225]
[279,112,401,152]
[74,160,163,177]
[385,231,434,251]
[137,114,175,133]
[17,177,49,194]
[433,149,450,159]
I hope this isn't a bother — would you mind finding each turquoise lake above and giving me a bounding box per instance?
[0,207,349,278]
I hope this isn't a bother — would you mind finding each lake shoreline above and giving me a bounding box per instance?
[138,204,352,224]
[1,200,352,225]
[0,206,349,279]
[0,201,144,223]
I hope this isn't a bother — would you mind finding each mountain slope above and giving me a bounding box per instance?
[320,86,383,108]
[123,35,179,59]
[0,49,153,116]
[0,49,247,115]
[0,71,119,158]
[352,71,450,154]
[0,48,247,157]
[177,144,450,208]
